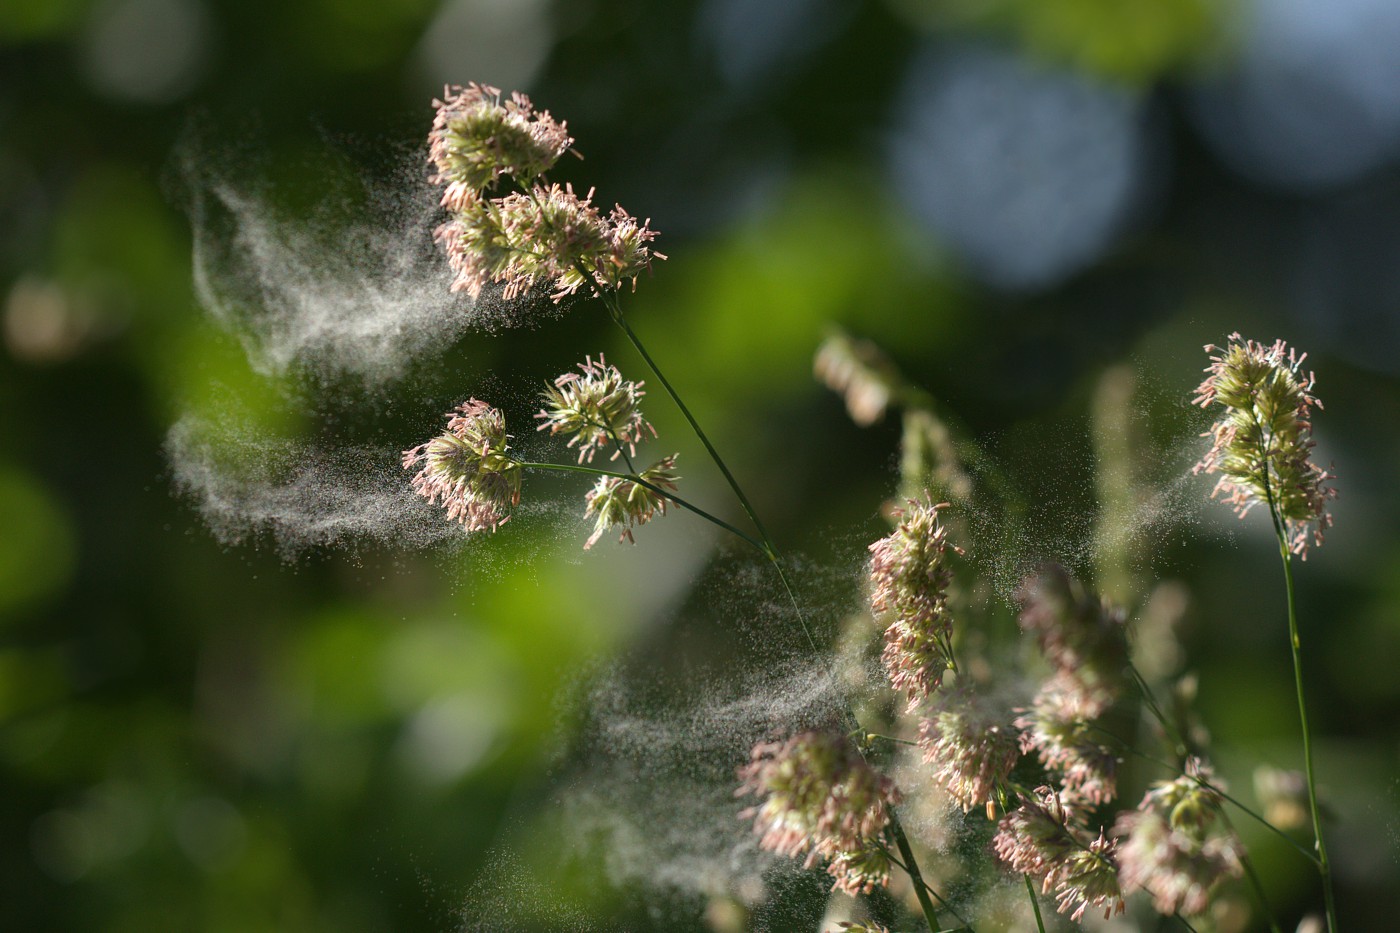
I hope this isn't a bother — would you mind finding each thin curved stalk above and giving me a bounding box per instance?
[881,840,973,931]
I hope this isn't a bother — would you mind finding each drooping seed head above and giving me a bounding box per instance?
[813,330,899,427]
[993,787,1125,922]
[1113,758,1243,917]
[1015,564,1127,719]
[1053,831,1126,922]
[736,730,900,895]
[1252,764,1309,831]
[1014,688,1120,810]
[918,688,1020,813]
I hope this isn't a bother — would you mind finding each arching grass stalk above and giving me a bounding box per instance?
[593,292,956,933]
[599,290,777,554]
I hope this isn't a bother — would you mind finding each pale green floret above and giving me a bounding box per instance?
[582,456,679,548]
[536,355,652,463]
[429,83,572,196]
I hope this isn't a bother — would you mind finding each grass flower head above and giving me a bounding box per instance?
[434,184,660,302]
[737,730,900,896]
[992,786,1125,921]
[429,83,573,203]
[536,354,655,463]
[1193,333,1336,557]
[402,399,521,532]
[918,688,1020,814]
[1114,759,1243,917]
[582,455,679,548]
[868,499,962,707]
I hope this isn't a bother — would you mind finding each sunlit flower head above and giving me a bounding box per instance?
[1253,764,1309,831]
[1193,333,1336,557]
[1014,689,1119,809]
[813,330,898,427]
[536,354,655,463]
[868,498,962,707]
[1114,758,1243,917]
[918,688,1020,814]
[737,730,900,896]
[434,184,661,302]
[992,787,1124,922]
[428,83,573,205]
[402,399,521,532]
[583,455,679,549]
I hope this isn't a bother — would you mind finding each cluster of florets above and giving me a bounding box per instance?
[737,730,899,896]
[429,83,573,205]
[918,689,1020,815]
[405,358,677,547]
[1193,333,1336,557]
[402,399,522,532]
[583,455,679,549]
[1114,759,1243,917]
[1013,564,1125,810]
[428,84,662,302]
[992,786,1126,922]
[868,500,962,708]
[535,354,655,463]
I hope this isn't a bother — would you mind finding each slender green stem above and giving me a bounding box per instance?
[1221,811,1284,933]
[1277,540,1339,930]
[1125,661,1189,761]
[602,293,777,551]
[1086,723,1321,867]
[599,421,637,473]
[882,837,973,931]
[1023,874,1047,933]
[599,296,961,932]
[890,821,951,933]
[513,459,766,553]
[1176,913,1202,933]
[1253,425,1339,932]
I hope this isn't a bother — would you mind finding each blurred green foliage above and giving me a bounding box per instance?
[2,1,1400,931]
